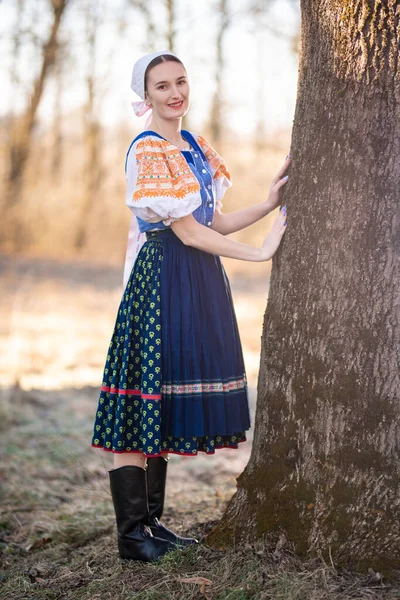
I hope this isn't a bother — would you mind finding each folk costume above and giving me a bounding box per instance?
[90,51,251,561]
[91,127,251,454]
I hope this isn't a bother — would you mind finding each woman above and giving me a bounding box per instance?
[91,50,290,562]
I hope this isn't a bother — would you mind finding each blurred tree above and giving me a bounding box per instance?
[74,0,102,250]
[166,0,176,52]
[208,0,400,573]
[209,0,230,143]
[4,0,69,215]
[8,0,25,126]
[132,0,157,51]
[50,41,66,181]
[251,0,272,152]
[250,0,299,151]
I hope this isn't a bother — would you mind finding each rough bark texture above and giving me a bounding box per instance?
[208,0,400,573]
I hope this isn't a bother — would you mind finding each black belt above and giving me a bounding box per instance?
[145,228,174,239]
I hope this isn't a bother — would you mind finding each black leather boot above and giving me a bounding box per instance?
[146,456,198,547]
[108,465,176,561]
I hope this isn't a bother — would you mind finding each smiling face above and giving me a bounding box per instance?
[144,60,190,122]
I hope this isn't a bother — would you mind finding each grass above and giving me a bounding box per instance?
[1,537,398,600]
[2,385,400,599]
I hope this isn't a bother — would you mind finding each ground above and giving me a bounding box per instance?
[0,254,398,599]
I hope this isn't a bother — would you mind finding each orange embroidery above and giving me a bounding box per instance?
[133,138,200,202]
[195,135,232,182]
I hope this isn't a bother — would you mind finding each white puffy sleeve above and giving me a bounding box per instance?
[125,137,203,226]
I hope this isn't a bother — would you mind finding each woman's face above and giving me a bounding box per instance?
[145,61,190,121]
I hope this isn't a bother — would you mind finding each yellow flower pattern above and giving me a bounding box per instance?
[91,236,247,456]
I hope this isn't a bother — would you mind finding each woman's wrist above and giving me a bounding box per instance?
[262,197,275,216]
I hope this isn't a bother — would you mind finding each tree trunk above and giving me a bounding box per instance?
[5,0,68,210]
[166,0,175,52]
[208,0,400,574]
[135,0,157,51]
[51,52,64,180]
[74,0,102,250]
[209,0,230,143]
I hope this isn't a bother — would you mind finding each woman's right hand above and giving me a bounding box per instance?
[259,206,287,261]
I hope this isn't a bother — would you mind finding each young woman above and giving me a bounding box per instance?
[91,50,290,562]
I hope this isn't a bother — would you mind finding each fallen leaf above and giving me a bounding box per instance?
[178,577,213,599]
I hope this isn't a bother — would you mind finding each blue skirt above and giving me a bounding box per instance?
[91,228,251,456]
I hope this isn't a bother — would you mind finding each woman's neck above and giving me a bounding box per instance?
[147,118,189,150]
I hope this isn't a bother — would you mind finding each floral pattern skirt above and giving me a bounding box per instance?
[91,228,251,456]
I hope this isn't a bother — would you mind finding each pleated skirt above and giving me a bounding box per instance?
[91,228,251,456]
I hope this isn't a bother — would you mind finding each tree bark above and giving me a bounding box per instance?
[208,0,400,574]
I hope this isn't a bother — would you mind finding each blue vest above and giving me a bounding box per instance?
[125,130,215,233]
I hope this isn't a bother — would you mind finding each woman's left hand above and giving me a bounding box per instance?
[264,154,291,213]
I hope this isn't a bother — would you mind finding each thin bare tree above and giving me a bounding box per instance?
[50,42,66,180]
[250,0,297,151]
[209,0,230,143]
[5,0,69,214]
[166,0,176,52]
[132,0,157,51]
[74,0,102,250]
[7,0,25,127]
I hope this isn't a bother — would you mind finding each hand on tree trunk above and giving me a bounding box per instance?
[259,206,287,260]
[264,154,291,213]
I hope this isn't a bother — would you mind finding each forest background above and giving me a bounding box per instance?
[1,0,298,266]
[0,0,299,392]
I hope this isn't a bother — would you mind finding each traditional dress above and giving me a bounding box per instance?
[91,129,251,456]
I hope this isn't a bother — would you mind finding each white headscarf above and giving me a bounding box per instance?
[131,50,180,119]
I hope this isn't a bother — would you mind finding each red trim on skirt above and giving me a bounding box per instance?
[91,439,246,457]
[100,385,161,400]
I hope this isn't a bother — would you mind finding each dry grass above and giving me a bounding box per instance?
[1,256,400,599]
[2,522,398,599]
[1,384,398,599]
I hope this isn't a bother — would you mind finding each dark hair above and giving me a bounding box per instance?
[144,55,185,93]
